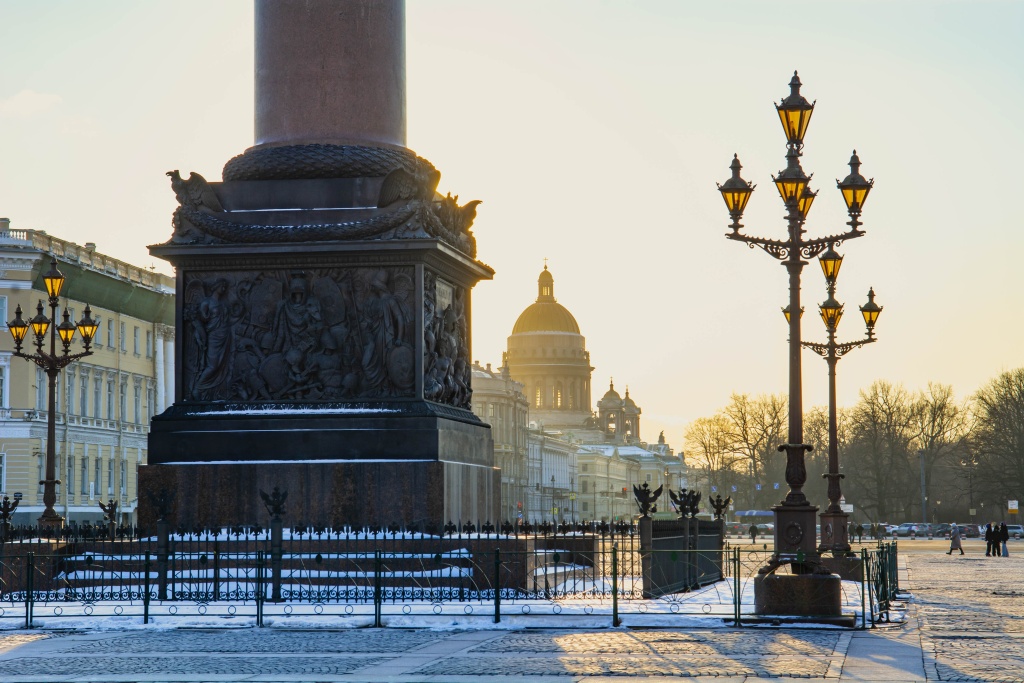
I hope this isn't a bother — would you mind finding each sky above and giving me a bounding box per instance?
[0,1,1021,454]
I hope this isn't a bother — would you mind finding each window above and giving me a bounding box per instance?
[35,368,45,411]
[146,330,153,358]
[534,386,542,408]
[0,297,6,333]
[80,374,88,415]
[107,458,113,495]
[119,378,127,420]
[80,456,88,495]
[147,386,155,418]
[107,319,114,349]
[488,404,495,419]
[94,456,101,498]
[646,474,652,483]
[66,371,75,415]
[0,452,5,493]
[119,322,126,352]
[106,379,114,419]
[0,365,6,409]
[133,326,139,355]
[38,454,44,493]
[120,460,127,495]
[93,377,102,418]
[66,450,74,501]
[581,502,589,512]
[133,383,141,423]
[581,464,589,473]
[581,480,589,493]
[93,317,101,346]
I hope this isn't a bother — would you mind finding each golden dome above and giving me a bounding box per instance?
[511,265,581,334]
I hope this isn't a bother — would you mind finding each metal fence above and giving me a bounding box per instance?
[0,527,897,629]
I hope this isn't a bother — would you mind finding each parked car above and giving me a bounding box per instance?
[894,523,933,537]
[1006,524,1024,539]
[961,524,982,538]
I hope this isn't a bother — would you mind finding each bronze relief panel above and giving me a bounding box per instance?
[182,267,416,402]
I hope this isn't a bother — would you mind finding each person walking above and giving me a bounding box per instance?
[947,522,964,555]
[1000,522,1010,557]
[749,524,759,543]
[985,523,995,556]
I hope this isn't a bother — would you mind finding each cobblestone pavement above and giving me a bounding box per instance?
[0,548,1019,681]
[909,552,1024,682]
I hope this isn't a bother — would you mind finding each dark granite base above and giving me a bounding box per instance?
[753,572,842,617]
[820,555,863,581]
[138,459,499,531]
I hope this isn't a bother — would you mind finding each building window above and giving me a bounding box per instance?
[581,480,589,493]
[534,387,542,408]
[646,474,652,483]
[0,365,6,410]
[94,456,101,498]
[488,404,495,419]
[133,326,140,355]
[0,297,6,333]
[94,377,102,418]
[66,450,74,501]
[147,386,155,418]
[35,368,45,411]
[66,371,75,415]
[554,384,562,409]
[107,458,114,495]
[106,379,114,419]
[80,456,88,495]
[120,460,127,495]
[582,502,589,512]
[0,452,5,493]
[581,464,589,473]
[119,379,127,420]
[107,319,115,349]
[93,317,101,346]
[134,384,141,423]
[146,330,153,358]
[119,322,126,352]
[38,454,44,493]
[80,374,88,415]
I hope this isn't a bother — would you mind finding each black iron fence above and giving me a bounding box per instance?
[0,523,896,629]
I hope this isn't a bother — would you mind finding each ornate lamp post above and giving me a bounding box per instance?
[6,257,98,529]
[800,243,882,554]
[718,72,874,576]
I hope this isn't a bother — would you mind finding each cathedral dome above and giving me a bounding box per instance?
[511,266,581,334]
[599,381,623,408]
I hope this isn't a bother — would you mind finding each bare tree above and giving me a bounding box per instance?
[973,368,1024,505]
[684,415,744,502]
[844,381,918,521]
[721,392,786,507]
[912,382,972,518]
[803,404,851,512]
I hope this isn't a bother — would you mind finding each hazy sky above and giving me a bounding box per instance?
[1,1,1021,453]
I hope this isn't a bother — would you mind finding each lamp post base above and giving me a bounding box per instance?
[37,509,64,531]
[818,510,851,554]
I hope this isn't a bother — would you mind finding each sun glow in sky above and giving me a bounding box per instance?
[0,1,1021,452]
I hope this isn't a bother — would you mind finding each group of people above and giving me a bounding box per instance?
[985,522,1011,557]
[947,521,1011,556]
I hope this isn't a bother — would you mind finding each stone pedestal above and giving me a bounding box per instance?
[753,572,843,617]
[818,509,851,553]
[771,502,819,562]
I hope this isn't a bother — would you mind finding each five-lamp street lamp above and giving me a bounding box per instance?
[799,243,882,554]
[7,257,97,529]
[718,72,874,571]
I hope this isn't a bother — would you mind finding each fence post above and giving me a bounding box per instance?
[866,547,876,627]
[270,516,283,603]
[255,550,265,628]
[25,551,34,630]
[493,548,501,624]
[859,548,867,630]
[143,552,152,625]
[156,519,169,601]
[638,516,653,599]
[733,548,741,627]
[373,549,382,628]
[611,543,620,627]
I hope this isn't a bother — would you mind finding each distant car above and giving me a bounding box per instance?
[894,523,932,537]
[961,524,982,538]
[1006,524,1024,539]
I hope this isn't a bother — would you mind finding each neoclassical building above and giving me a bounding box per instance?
[0,221,174,525]
[502,266,593,430]
[492,264,687,521]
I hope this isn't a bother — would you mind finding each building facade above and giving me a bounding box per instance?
[469,361,529,521]
[0,221,174,525]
